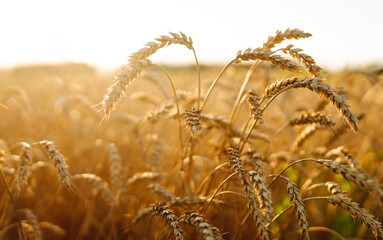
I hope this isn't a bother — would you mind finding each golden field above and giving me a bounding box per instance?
[1,30,383,240]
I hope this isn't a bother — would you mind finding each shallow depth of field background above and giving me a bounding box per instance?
[1,1,383,239]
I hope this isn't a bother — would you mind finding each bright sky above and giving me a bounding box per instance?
[1,0,383,71]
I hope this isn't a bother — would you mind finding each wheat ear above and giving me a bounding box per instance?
[39,221,66,237]
[281,44,322,77]
[226,144,269,240]
[147,184,175,200]
[107,142,122,193]
[247,152,273,224]
[263,28,312,50]
[236,48,302,73]
[180,210,223,240]
[262,77,359,132]
[152,204,185,240]
[184,107,202,137]
[38,140,71,188]
[21,208,42,240]
[327,193,383,238]
[102,32,193,117]
[291,124,321,153]
[14,142,32,193]
[289,111,336,128]
[325,146,359,170]
[72,173,116,206]
[247,90,264,124]
[283,178,310,240]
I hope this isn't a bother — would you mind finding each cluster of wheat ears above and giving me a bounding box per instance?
[1,28,383,239]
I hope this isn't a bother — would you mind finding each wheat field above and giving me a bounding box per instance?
[1,29,383,239]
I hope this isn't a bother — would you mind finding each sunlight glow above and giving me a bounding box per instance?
[1,0,382,70]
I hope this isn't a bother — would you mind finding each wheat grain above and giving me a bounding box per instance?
[318,160,383,197]
[126,172,167,186]
[263,28,312,50]
[247,90,264,124]
[281,44,322,77]
[325,181,344,195]
[14,142,32,193]
[262,77,359,132]
[246,151,273,224]
[39,221,66,236]
[184,107,202,137]
[236,48,302,73]
[38,140,71,188]
[152,204,185,240]
[278,177,310,240]
[226,144,269,240]
[289,111,336,128]
[180,210,223,240]
[327,193,383,238]
[132,196,225,224]
[107,142,122,193]
[325,146,359,169]
[22,222,39,240]
[21,208,42,240]
[291,124,321,153]
[147,183,175,200]
[102,32,193,117]
[72,173,116,206]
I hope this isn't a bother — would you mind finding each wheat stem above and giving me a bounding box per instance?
[229,61,261,124]
[191,47,201,109]
[201,60,236,111]
[153,64,184,160]
[0,169,27,240]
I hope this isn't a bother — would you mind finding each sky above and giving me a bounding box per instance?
[1,0,383,71]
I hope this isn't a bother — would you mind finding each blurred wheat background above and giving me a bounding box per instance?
[1,1,383,240]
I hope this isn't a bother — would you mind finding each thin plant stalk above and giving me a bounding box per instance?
[201,171,239,214]
[268,158,320,187]
[153,64,184,160]
[229,61,261,124]
[0,169,27,240]
[191,47,201,109]
[200,60,236,111]
[240,85,296,153]
[195,162,229,195]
